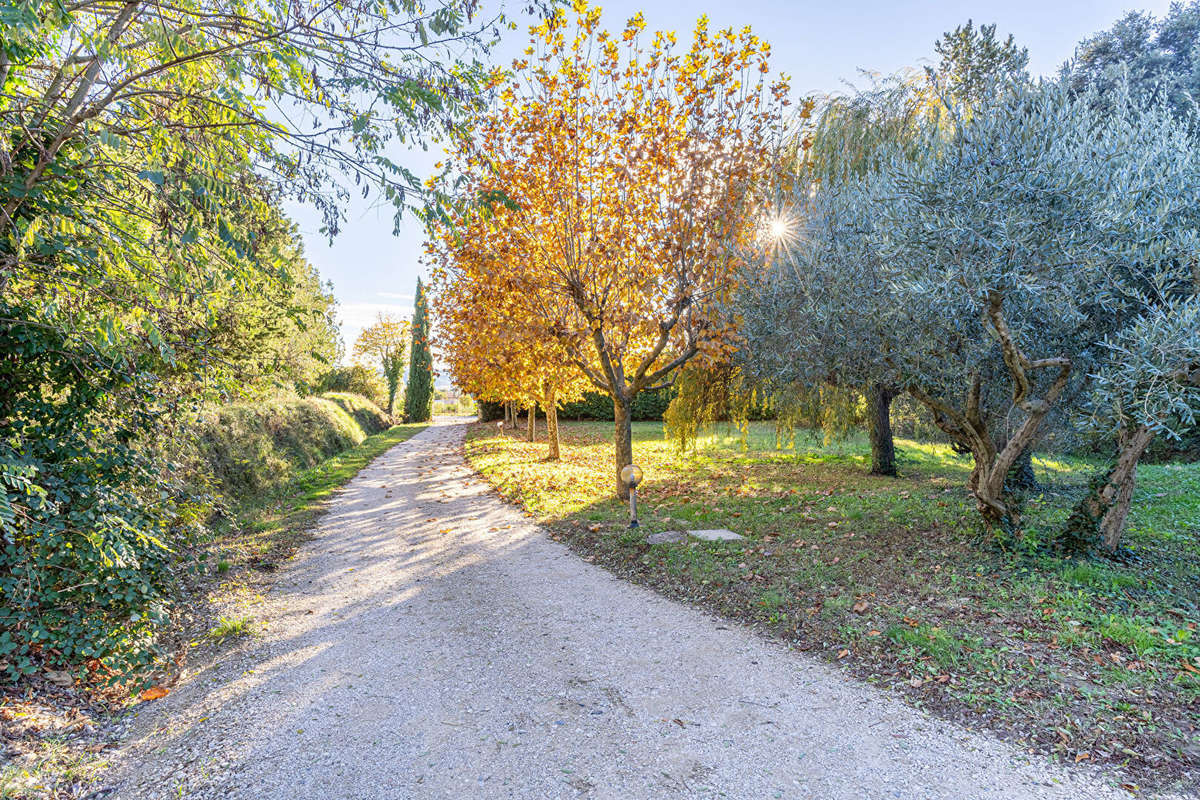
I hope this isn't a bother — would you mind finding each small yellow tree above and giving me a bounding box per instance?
[353,313,411,414]
[430,242,586,459]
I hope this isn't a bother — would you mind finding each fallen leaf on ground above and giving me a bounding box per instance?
[140,686,169,701]
[1075,752,1090,763]
[852,600,869,614]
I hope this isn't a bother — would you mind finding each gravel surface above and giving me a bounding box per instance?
[109,418,1162,799]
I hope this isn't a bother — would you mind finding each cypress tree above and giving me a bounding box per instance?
[404,277,434,422]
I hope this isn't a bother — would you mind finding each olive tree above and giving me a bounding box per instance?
[880,84,1200,535]
[1067,294,1200,551]
[739,22,1030,478]
[768,81,1199,538]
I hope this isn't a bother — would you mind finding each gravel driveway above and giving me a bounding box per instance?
[110,418,1153,799]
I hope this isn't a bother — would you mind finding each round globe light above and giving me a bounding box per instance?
[620,463,643,488]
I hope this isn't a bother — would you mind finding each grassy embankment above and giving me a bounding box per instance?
[195,392,427,572]
[467,419,1199,793]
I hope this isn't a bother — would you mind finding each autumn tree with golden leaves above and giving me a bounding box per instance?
[353,313,411,415]
[431,245,587,459]
[431,1,787,496]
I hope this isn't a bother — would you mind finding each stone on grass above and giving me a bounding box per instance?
[688,528,743,542]
[645,531,686,545]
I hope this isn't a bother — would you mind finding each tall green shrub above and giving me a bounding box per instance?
[319,365,388,409]
[404,278,435,423]
[0,314,204,683]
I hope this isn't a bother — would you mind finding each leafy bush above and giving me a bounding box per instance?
[479,391,677,423]
[478,400,505,422]
[318,365,388,409]
[0,316,206,684]
[559,389,675,421]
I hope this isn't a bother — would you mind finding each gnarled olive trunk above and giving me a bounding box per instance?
[613,395,634,500]
[909,293,1073,536]
[867,383,896,477]
[1072,424,1155,552]
[1005,446,1038,491]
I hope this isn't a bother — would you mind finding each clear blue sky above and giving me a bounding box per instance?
[286,0,1173,357]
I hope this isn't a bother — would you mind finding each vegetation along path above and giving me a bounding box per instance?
[111,420,1148,799]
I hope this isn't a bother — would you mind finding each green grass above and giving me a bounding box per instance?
[207,615,254,642]
[467,419,1200,790]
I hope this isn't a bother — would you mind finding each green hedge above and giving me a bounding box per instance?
[479,389,674,422]
[190,392,390,506]
[559,389,674,421]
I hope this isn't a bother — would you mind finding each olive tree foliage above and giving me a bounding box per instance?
[878,85,1200,539]
[755,80,1200,541]
[732,23,1033,479]
[1066,2,1200,123]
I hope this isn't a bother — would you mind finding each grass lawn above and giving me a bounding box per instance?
[466,419,1200,792]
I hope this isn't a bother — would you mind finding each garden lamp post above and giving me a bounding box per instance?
[620,463,643,528]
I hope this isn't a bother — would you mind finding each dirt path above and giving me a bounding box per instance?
[110,418,1148,799]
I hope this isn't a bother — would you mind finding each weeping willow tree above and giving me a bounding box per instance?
[662,361,863,458]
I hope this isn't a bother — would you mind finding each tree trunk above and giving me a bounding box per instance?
[544,384,560,461]
[1074,425,1156,552]
[613,394,634,500]
[867,383,896,477]
[1005,446,1038,491]
[526,402,536,442]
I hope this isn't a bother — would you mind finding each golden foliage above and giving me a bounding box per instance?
[428,1,787,410]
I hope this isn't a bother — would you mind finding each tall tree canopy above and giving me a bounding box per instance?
[430,244,585,459]
[746,76,1200,543]
[737,21,1030,479]
[404,278,434,423]
[1067,2,1200,122]
[0,0,502,683]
